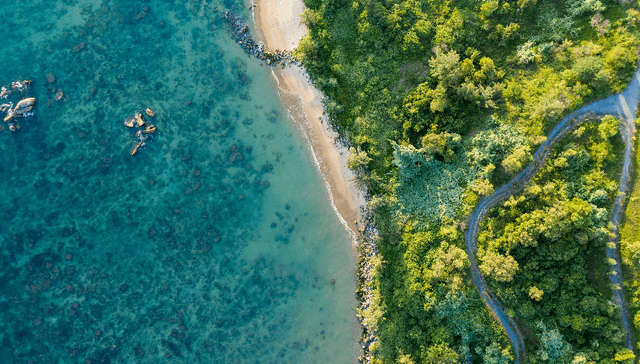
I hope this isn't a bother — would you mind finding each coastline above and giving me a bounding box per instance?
[248,3,380,362]
[250,0,366,235]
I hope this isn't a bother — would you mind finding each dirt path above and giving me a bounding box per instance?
[465,67,640,363]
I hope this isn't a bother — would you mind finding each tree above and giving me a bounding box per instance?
[397,351,416,364]
[421,132,461,162]
[347,147,372,170]
[421,342,459,363]
[477,342,512,364]
[572,56,605,84]
[471,178,495,197]
[529,286,544,301]
[502,146,531,174]
[429,50,461,89]
[614,349,635,363]
[480,251,519,282]
[536,321,574,362]
[598,115,619,139]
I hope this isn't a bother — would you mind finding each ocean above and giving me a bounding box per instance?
[0,0,358,363]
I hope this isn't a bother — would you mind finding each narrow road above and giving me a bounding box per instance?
[465,67,640,363]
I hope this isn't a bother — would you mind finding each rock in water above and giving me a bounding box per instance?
[55,89,64,101]
[4,110,14,122]
[14,98,36,115]
[134,113,145,127]
[124,117,135,128]
[11,81,23,91]
[145,107,155,117]
[130,141,146,156]
[142,124,156,134]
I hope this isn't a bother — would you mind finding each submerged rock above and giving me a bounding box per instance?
[55,89,64,101]
[0,87,10,98]
[46,73,56,83]
[72,41,85,53]
[1,104,13,122]
[135,130,149,142]
[11,81,24,91]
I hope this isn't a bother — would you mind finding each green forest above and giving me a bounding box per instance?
[294,0,640,362]
[479,116,630,363]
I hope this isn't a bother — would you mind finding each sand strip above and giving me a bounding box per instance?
[251,0,366,234]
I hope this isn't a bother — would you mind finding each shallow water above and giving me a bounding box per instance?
[0,1,358,363]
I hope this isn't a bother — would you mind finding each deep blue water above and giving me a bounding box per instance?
[0,1,358,363]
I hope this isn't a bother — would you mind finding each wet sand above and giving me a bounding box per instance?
[251,0,366,234]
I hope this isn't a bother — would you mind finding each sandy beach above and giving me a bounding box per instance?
[251,0,367,235]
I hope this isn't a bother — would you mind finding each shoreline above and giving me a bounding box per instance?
[250,0,366,235]
[247,3,380,362]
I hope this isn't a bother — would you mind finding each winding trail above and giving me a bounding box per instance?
[465,66,640,363]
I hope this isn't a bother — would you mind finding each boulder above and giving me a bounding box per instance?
[142,124,156,134]
[14,98,36,115]
[130,141,146,156]
[134,113,145,127]
[4,111,14,122]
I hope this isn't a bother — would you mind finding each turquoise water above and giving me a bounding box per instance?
[0,1,358,363]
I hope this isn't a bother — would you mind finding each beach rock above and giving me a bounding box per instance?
[134,113,145,127]
[145,107,155,117]
[142,124,156,134]
[130,141,146,156]
[14,98,36,115]
[46,73,56,83]
[124,116,135,128]
[55,89,64,101]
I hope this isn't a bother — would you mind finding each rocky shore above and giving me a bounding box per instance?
[355,208,380,363]
[223,9,296,67]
